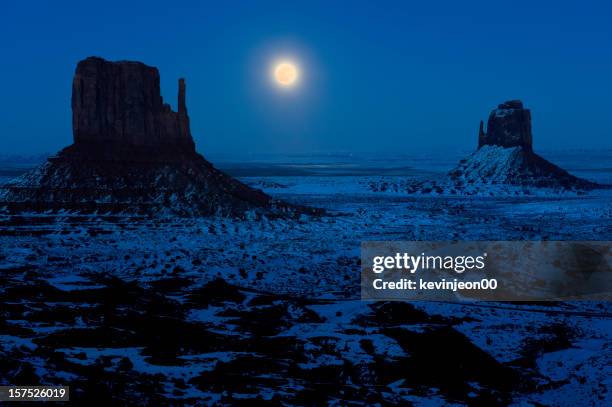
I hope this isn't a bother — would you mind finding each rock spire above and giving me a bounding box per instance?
[478,100,532,151]
[71,57,194,152]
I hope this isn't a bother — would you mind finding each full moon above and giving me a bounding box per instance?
[274,62,298,87]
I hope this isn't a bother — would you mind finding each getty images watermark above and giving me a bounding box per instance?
[361,241,611,301]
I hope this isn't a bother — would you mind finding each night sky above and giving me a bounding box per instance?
[1,0,611,155]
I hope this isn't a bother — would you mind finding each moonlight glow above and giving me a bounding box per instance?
[273,62,299,87]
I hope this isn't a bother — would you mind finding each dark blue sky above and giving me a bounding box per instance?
[1,0,611,155]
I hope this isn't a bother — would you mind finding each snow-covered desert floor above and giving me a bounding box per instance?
[0,151,611,405]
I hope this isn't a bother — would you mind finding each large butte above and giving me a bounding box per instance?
[0,57,320,217]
